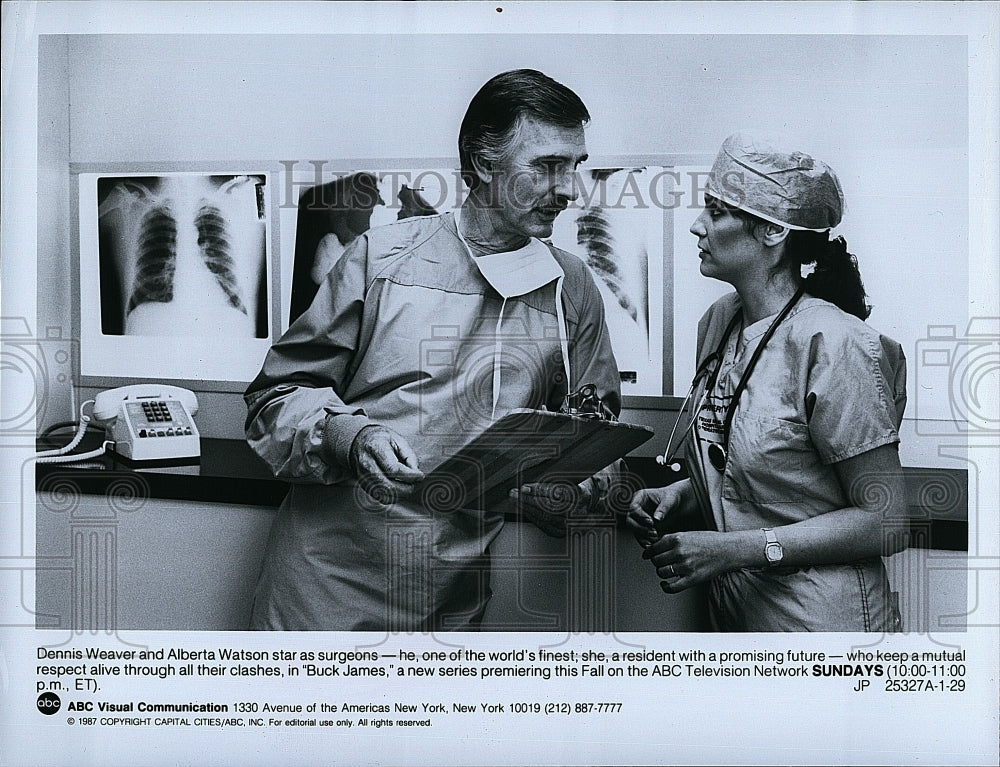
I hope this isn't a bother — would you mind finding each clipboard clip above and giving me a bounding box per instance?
[560,383,617,422]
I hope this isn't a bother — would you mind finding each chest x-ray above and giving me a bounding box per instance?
[289,170,445,325]
[97,174,268,338]
[550,166,665,395]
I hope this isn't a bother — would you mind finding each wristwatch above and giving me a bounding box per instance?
[762,528,783,566]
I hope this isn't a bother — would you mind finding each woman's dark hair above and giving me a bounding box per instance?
[458,69,590,191]
[783,230,871,320]
[714,196,871,320]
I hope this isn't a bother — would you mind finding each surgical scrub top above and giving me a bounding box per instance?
[687,292,907,632]
[244,212,620,631]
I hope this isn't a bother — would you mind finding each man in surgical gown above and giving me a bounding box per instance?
[244,69,621,631]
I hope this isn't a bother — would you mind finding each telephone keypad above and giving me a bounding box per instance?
[131,400,193,439]
[141,400,173,423]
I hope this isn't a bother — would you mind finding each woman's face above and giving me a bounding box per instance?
[689,196,764,284]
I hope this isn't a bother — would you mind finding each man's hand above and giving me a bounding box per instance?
[350,425,424,505]
[510,481,602,538]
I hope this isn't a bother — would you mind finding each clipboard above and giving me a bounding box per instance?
[420,409,654,512]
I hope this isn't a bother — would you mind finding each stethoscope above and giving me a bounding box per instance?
[656,285,805,473]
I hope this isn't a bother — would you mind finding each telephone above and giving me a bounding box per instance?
[93,384,201,462]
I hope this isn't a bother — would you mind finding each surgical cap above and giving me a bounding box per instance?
[706,133,844,231]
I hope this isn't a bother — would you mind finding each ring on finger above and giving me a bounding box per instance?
[665,564,676,577]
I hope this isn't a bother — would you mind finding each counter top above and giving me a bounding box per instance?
[35,437,288,507]
[34,437,968,550]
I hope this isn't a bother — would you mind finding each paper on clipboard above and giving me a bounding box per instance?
[420,409,654,511]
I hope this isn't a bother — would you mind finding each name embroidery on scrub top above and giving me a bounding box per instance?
[694,321,741,526]
[693,288,803,529]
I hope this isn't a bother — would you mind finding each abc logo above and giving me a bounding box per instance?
[36,692,61,715]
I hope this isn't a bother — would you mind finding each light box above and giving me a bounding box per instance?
[74,168,278,389]
[281,158,675,396]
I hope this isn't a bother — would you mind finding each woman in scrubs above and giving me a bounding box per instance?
[629,134,908,631]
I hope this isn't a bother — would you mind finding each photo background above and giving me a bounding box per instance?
[35,32,971,457]
[3,4,997,767]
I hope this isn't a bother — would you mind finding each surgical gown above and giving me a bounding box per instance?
[244,212,621,631]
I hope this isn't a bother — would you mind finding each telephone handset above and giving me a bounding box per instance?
[93,384,201,462]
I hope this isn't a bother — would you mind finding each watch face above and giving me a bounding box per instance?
[765,542,783,564]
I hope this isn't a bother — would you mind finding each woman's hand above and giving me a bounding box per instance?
[627,480,694,547]
[641,530,750,593]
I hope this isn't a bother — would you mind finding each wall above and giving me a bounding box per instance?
[37,33,970,452]
[34,493,709,632]
[32,490,965,634]
[32,32,972,632]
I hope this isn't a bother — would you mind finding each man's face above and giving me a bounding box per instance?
[480,115,588,240]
